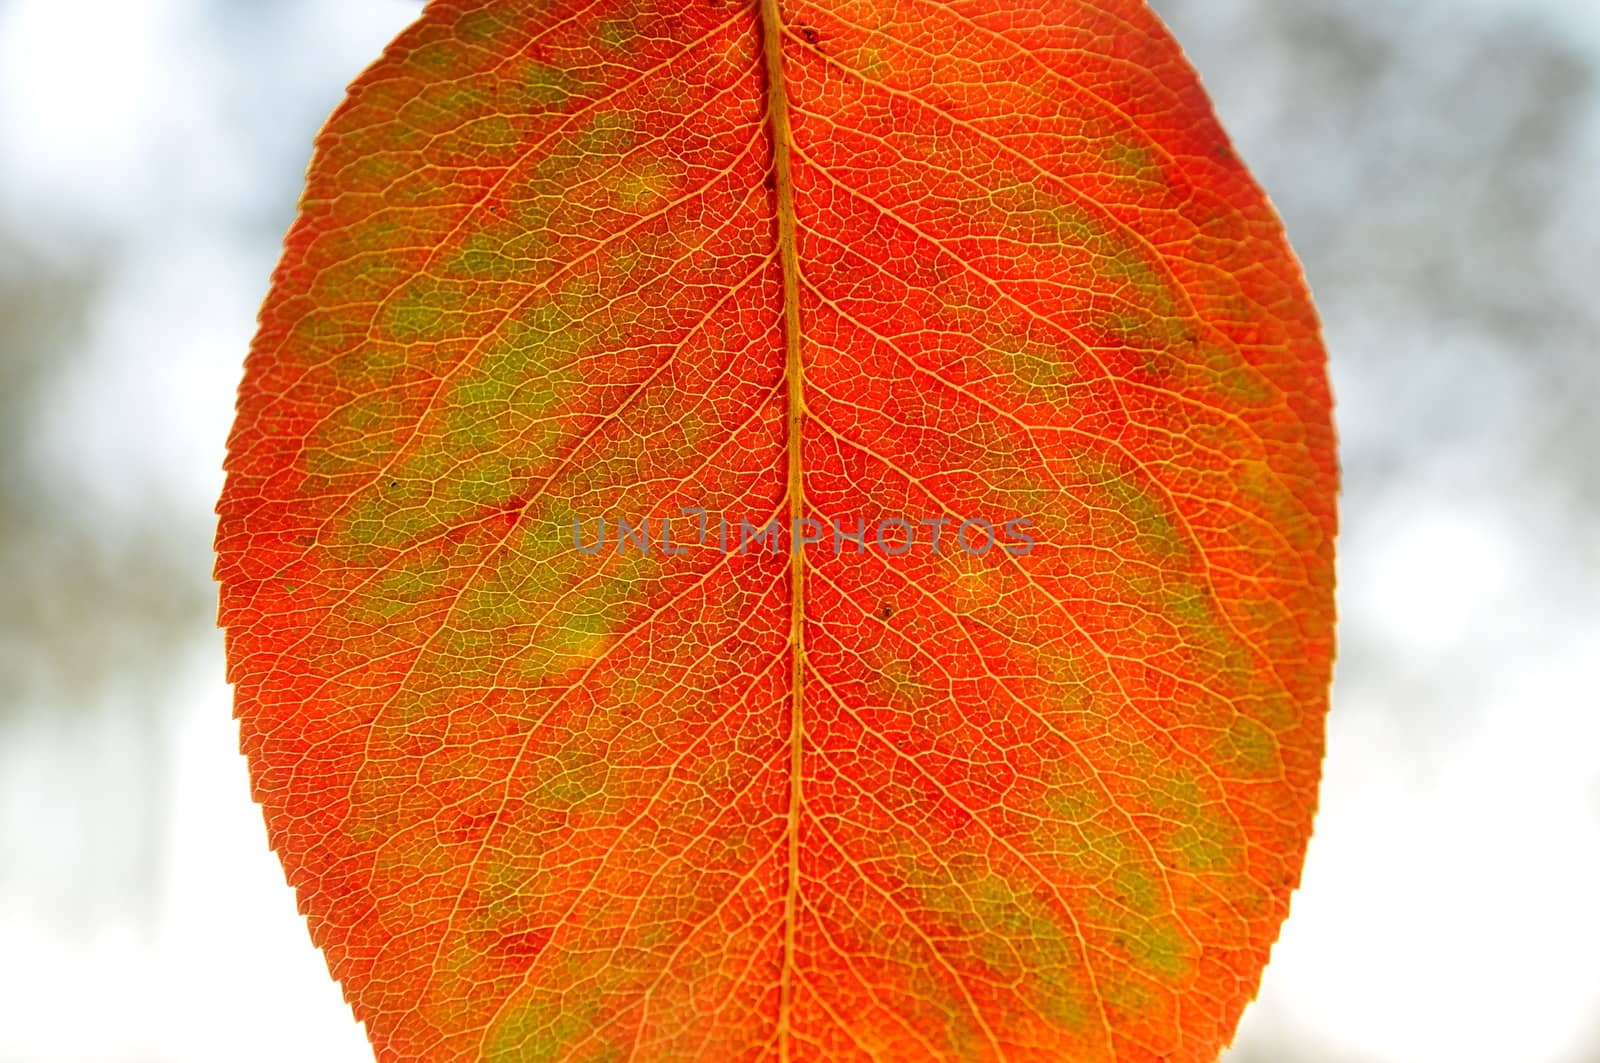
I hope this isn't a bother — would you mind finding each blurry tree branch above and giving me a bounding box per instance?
[0,239,210,718]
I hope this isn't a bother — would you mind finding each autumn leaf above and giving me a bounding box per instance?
[215,0,1336,1059]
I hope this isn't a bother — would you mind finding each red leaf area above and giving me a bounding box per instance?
[215,1,1336,1060]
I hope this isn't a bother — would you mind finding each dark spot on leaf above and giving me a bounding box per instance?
[877,601,894,620]
[800,25,819,46]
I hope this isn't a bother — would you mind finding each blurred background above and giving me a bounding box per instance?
[0,0,1595,1059]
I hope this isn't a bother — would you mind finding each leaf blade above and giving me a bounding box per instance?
[216,1,1336,1060]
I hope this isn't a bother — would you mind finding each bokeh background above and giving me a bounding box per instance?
[1,0,1596,1059]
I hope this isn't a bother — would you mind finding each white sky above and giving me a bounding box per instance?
[1,1,1597,1061]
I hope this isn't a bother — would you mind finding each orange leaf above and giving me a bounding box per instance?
[216,1,1337,1059]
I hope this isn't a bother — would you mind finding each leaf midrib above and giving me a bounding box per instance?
[758,1,807,1059]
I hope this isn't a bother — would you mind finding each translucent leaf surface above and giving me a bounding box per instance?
[216,1,1337,1059]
